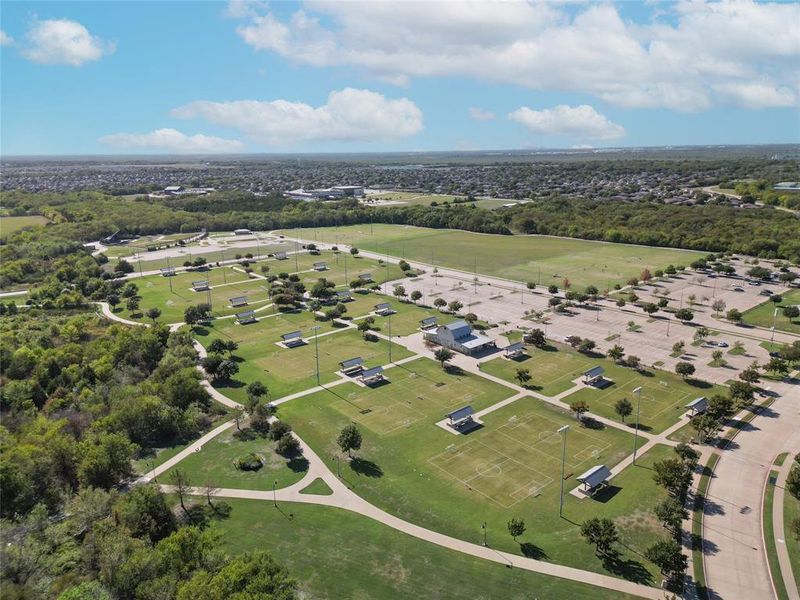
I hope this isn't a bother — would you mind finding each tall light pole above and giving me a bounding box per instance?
[771,308,778,344]
[481,522,487,547]
[166,256,173,293]
[273,479,278,508]
[312,325,321,385]
[632,386,643,464]
[558,425,569,518]
[387,312,393,363]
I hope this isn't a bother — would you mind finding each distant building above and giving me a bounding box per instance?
[285,185,364,201]
[233,228,252,236]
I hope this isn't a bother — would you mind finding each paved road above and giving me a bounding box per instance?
[703,388,800,600]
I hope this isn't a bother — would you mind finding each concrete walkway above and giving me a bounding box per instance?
[773,455,800,600]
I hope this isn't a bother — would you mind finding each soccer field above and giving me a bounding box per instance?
[277,224,704,290]
[742,288,800,335]
[330,358,511,435]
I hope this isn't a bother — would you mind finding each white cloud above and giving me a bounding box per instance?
[171,88,423,144]
[0,30,13,46]
[229,1,800,112]
[22,18,114,66]
[469,107,495,121]
[99,128,244,153]
[509,105,625,141]
[224,0,268,19]
[712,81,797,109]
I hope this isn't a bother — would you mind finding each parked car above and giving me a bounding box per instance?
[748,281,761,286]
[733,287,744,292]
[716,341,729,348]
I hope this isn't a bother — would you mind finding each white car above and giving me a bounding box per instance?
[716,341,729,348]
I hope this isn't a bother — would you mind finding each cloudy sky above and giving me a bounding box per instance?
[1,0,798,155]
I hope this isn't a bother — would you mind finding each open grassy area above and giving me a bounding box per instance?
[351,297,458,337]
[562,358,723,434]
[213,498,639,600]
[160,426,308,491]
[277,364,672,582]
[479,343,596,396]
[0,215,50,235]
[197,324,412,402]
[277,224,704,290]
[742,289,800,335]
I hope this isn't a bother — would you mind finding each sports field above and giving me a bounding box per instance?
[117,266,271,323]
[742,288,800,334]
[349,297,457,337]
[0,215,50,235]
[277,224,704,290]
[329,358,512,436]
[278,379,670,579]
[565,360,723,434]
[197,324,412,402]
[479,343,596,396]
[160,426,307,491]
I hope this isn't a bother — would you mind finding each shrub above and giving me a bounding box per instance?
[235,453,263,471]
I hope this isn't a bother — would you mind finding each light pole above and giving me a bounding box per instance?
[481,522,487,547]
[166,256,173,293]
[558,425,569,517]
[771,308,778,344]
[632,386,643,464]
[388,312,393,363]
[273,479,278,507]
[312,326,321,385]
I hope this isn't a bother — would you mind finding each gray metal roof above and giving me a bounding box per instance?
[236,310,256,321]
[358,273,373,281]
[229,296,248,306]
[375,302,391,310]
[461,334,493,349]
[686,396,708,410]
[361,366,384,379]
[339,357,364,370]
[577,465,612,489]
[160,267,175,274]
[505,342,525,352]
[313,262,327,268]
[584,366,605,378]
[447,405,474,422]
[192,280,210,289]
[275,251,287,259]
[281,331,302,340]
[420,316,438,326]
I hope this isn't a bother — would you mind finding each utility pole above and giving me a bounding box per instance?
[294,240,299,273]
[388,312,393,363]
[771,308,778,344]
[166,256,173,293]
[481,522,487,547]
[558,425,569,517]
[273,480,278,508]
[632,386,643,464]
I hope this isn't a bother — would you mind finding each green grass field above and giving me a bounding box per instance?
[277,366,671,581]
[764,456,790,600]
[277,224,704,290]
[742,289,800,335]
[0,215,50,235]
[160,426,308,491]
[480,343,596,396]
[213,499,639,600]
[197,324,412,402]
[564,359,722,434]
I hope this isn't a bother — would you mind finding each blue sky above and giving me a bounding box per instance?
[1,0,798,155]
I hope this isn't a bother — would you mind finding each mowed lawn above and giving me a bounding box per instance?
[160,426,307,491]
[480,343,596,396]
[277,362,670,582]
[196,320,412,402]
[214,499,639,600]
[742,288,800,335]
[347,296,458,337]
[786,477,800,584]
[277,224,704,290]
[0,215,50,235]
[117,267,270,323]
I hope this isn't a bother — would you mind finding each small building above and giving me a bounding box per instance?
[164,185,184,194]
[425,320,495,356]
[360,366,385,386]
[583,366,605,385]
[504,341,526,359]
[192,280,210,292]
[576,465,612,495]
[160,267,176,277]
[313,262,327,271]
[336,290,353,302]
[357,273,373,283]
[332,185,365,197]
[229,296,248,307]
[419,316,438,330]
[236,310,257,325]
[308,248,321,256]
[445,405,475,431]
[339,357,364,376]
[233,228,252,236]
[281,331,306,348]
[275,251,288,260]
[686,396,708,416]
[374,302,395,316]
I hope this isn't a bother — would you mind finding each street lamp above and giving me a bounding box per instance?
[273,479,278,507]
[481,522,487,547]
[771,308,779,344]
[632,386,643,464]
[387,312,393,363]
[312,326,321,385]
[558,425,569,517]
